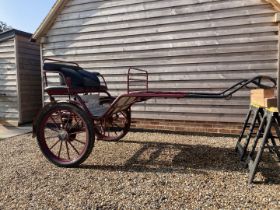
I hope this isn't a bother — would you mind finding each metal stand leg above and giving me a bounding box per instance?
[268,114,280,160]
[247,113,273,184]
[246,112,267,164]
[273,113,280,147]
[235,106,263,160]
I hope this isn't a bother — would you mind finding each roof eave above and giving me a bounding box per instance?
[0,29,32,43]
[265,0,280,11]
[32,0,68,42]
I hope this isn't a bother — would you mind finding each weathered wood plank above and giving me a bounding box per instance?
[45,70,276,83]
[0,39,14,47]
[43,52,277,68]
[43,29,278,53]
[48,15,276,40]
[0,36,19,122]
[61,0,225,15]
[0,112,19,119]
[65,0,182,11]
[16,35,41,123]
[58,0,266,20]
[131,112,245,123]
[42,61,275,75]
[43,43,277,60]
[131,104,248,115]
[0,58,16,64]
[144,98,249,106]
[0,48,15,54]
[43,34,278,53]
[53,4,273,30]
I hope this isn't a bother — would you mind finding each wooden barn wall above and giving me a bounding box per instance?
[16,35,41,124]
[41,0,278,123]
[0,38,19,122]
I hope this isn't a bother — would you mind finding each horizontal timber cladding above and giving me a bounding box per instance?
[42,0,278,123]
[0,38,19,120]
[16,35,41,124]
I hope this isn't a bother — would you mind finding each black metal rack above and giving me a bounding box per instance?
[236,105,280,184]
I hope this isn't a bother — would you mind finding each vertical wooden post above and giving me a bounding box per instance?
[14,35,22,125]
[276,13,280,111]
[40,38,46,107]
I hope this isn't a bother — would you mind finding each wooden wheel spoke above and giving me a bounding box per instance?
[58,110,64,121]
[57,110,64,128]
[96,110,130,141]
[110,123,124,134]
[50,116,61,130]
[65,141,70,160]
[73,138,86,145]
[99,121,105,134]
[46,124,60,133]
[69,130,85,135]
[69,118,82,131]
[118,117,126,124]
[38,103,93,167]
[57,140,63,158]
[65,113,71,130]
[112,122,123,130]
[50,139,60,150]
[68,141,80,155]
[45,135,59,140]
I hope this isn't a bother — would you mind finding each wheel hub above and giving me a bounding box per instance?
[58,130,69,141]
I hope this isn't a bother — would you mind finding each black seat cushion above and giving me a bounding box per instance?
[43,63,100,88]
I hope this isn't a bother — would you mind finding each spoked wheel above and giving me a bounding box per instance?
[36,103,94,167]
[95,109,131,141]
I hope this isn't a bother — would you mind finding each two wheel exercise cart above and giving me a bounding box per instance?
[33,59,276,168]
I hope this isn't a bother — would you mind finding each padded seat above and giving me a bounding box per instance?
[43,63,100,88]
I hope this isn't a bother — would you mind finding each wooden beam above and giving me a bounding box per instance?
[268,0,280,114]
[274,10,280,115]
[32,0,68,42]
[250,88,276,107]
[265,0,280,11]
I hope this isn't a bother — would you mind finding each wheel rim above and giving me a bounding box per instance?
[39,107,89,165]
[96,110,130,141]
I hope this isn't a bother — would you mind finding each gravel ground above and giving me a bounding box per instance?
[0,131,280,209]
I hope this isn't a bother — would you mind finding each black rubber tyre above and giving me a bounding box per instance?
[35,102,94,167]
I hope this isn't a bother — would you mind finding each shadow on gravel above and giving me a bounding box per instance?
[79,140,245,175]
[253,152,280,185]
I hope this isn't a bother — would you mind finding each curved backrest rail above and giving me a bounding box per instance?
[43,58,79,67]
